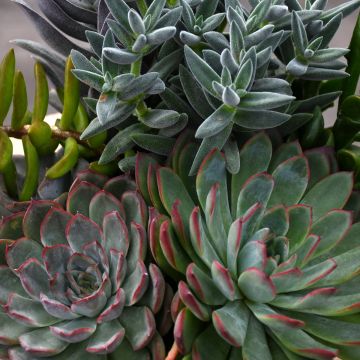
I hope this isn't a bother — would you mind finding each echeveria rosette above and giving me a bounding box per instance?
[0,170,170,359]
[136,133,360,359]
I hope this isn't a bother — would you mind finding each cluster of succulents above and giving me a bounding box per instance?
[136,132,360,359]
[12,0,360,172]
[0,48,112,205]
[0,170,171,359]
[0,0,360,359]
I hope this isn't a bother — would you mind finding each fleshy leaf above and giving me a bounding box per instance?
[40,208,72,246]
[268,156,309,207]
[120,306,156,350]
[238,268,276,303]
[212,300,250,347]
[50,318,97,342]
[86,319,125,354]
[301,172,353,220]
[19,328,68,357]
[66,214,103,252]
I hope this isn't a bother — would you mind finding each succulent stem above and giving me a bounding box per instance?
[135,100,149,117]
[0,125,101,153]
[165,342,179,360]
[131,58,142,77]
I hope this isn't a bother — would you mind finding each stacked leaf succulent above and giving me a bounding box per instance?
[65,0,360,173]
[135,132,360,359]
[0,170,171,359]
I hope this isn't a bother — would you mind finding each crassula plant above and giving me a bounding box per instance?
[136,132,360,359]
[11,0,360,174]
[0,171,171,359]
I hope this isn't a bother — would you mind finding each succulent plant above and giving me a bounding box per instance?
[12,0,97,77]
[0,48,114,203]
[12,0,360,174]
[135,132,360,359]
[0,170,171,359]
[65,0,360,174]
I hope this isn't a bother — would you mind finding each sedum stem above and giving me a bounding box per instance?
[135,100,148,117]
[0,124,102,151]
[1,124,81,142]
[131,58,142,77]
[165,342,179,360]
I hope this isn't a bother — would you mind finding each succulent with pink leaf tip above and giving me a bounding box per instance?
[0,170,171,359]
[136,132,360,360]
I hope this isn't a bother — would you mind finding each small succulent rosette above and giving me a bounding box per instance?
[136,132,360,360]
[0,171,171,359]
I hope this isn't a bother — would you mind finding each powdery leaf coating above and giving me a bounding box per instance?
[13,0,359,174]
[135,132,360,360]
[0,171,168,358]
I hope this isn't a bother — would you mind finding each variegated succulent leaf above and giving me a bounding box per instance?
[135,132,360,360]
[0,170,167,359]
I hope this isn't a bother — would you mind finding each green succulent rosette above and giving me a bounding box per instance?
[0,170,171,359]
[136,132,360,360]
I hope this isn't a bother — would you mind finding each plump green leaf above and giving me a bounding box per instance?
[238,268,276,303]
[212,301,250,347]
[19,328,68,357]
[184,45,221,96]
[196,105,235,139]
[120,306,156,350]
[237,173,274,217]
[301,172,353,220]
[268,156,309,207]
[233,109,291,129]
[231,133,272,215]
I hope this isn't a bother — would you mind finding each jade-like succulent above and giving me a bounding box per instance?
[0,170,171,359]
[13,0,360,174]
[136,132,360,359]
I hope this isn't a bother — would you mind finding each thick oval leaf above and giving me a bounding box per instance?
[237,173,274,217]
[174,308,204,355]
[40,207,72,246]
[231,132,272,214]
[50,318,97,342]
[89,190,125,226]
[268,156,309,207]
[19,328,68,357]
[66,213,103,252]
[212,300,250,347]
[23,200,62,242]
[120,306,156,350]
[238,268,276,303]
[301,172,353,220]
[86,319,125,354]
